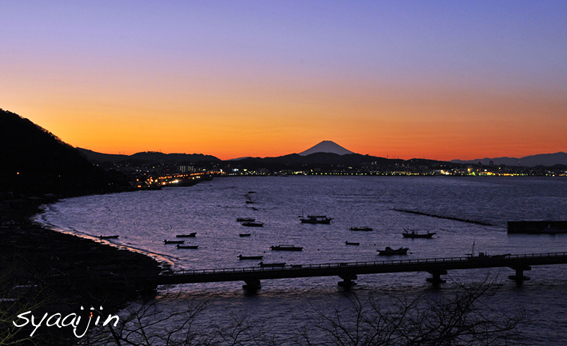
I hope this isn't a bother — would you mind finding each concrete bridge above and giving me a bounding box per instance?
[152,252,567,291]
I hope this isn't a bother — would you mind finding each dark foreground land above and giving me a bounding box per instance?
[0,203,162,345]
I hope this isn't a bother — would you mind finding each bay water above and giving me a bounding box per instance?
[36,176,567,345]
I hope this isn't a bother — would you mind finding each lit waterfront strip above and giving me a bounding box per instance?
[153,252,567,285]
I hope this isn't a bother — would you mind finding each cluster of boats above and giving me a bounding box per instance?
[237,244,303,267]
[159,202,439,260]
[236,213,336,226]
[244,191,258,211]
[375,230,436,256]
[164,233,199,249]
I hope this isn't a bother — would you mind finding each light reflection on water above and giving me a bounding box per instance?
[37,176,567,345]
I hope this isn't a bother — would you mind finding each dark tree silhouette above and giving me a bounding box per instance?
[77,279,527,346]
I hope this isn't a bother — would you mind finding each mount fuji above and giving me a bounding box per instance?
[299,140,355,156]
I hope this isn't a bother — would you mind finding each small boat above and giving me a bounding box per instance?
[176,232,196,238]
[238,255,263,260]
[467,252,510,260]
[490,253,511,259]
[345,241,360,246]
[164,240,185,245]
[176,244,198,249]
[378,247,409,256]
[237,217,255,222]
[270,245,303,251]
[239,233,251,237]
[350,227,373,231]
[466,243,510,260]
[300,215,332,224]
[402,230,436,238]
[259,262,286,267]
[99,235,119,239]
[242,221,264,227]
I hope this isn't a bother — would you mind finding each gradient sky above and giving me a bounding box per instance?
[1,1,566,160]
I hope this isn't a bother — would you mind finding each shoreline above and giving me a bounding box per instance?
[35,215,178,269]
[0,200,162,343]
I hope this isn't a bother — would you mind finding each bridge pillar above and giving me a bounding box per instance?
[426,270,447,285]
[243,278,261,291]
[338,274,357,290]
[509,265,531,284]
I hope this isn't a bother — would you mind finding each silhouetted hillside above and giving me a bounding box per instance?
[229,152,404,171]
[451,152,567,167]
[76,148,129,163]
[0,109,123,196]
[77,148,220,164]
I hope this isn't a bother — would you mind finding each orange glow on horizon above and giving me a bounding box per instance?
[1,2,565,162]
[13,79,565,162]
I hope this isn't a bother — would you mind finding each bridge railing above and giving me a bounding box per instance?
[167,252,567,277]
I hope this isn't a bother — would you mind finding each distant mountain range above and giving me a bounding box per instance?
[78,141,403,171]
[74,142,567,168]
[451,152,567,167]
[78,140,358,164]
[2,106,565,197]
[77,148,220,164]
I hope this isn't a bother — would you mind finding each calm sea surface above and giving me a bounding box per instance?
[36,176,567,345]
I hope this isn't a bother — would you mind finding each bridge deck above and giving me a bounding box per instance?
[153,252,567,287]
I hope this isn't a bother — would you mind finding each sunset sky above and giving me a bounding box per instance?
[1,1,566,160]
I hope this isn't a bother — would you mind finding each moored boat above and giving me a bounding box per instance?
[239,233,251,237]
[99,235,119,239]
[237,217,255,222]
[378,246,409,256]
[466,252,511,260]
[176,244,198,249]
[402,230,436,238]
[176,232,196,238]
[466,243,511,260]
[300,215,332,224]
[238,254,263,260]
[270,245,303,251]
[164,240,185,245]
[242,221,264,227]
[350,226,372,231]
[345,241,360,246]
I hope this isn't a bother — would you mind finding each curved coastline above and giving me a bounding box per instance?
[35,216,178,269]
[0,200,162,343]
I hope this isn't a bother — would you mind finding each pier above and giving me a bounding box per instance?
[148,252,567,291]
